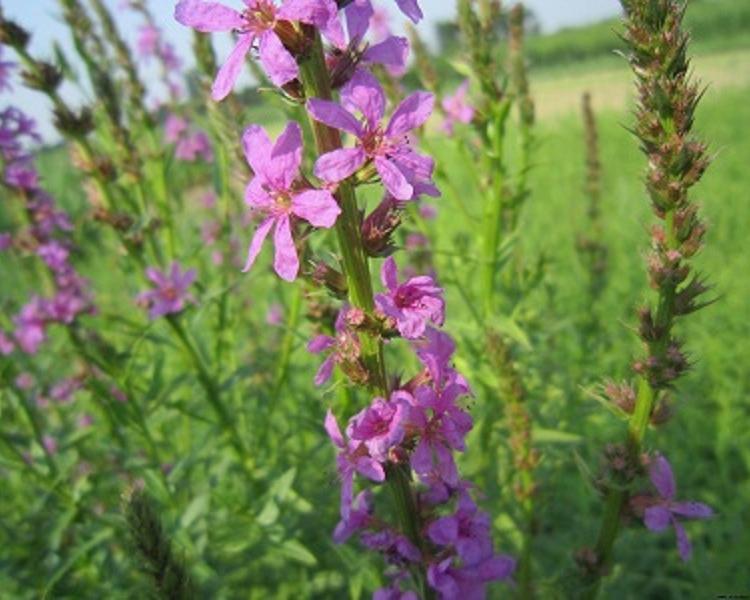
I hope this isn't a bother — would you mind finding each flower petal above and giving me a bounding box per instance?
[381,256,399,291]
[242,216,274,273]
[395,0,423,23]
[650,454,676,500]
[174,0,244,32]
[314,355,336,386]
[258,31,298,86]
[342,69,385,127]
[345,1,373,42]
[242,123,273,175]
[673,519,692,562]
[644,505,672,532]
[671,501,714,520]
[427,516,459,546]
[314,147,367,183]
[324,409,345,448]
[364,36,409,70]
[211,33,254,101]
[292,189,341,228]
[387,91,434,137]
[308,335,335,354]
[245,177,274,210]
[268,121,303,189]
[272,214,299,281]
[375,157,413,200]
[307,99,363,137]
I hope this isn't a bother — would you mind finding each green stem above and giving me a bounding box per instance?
[297,31,428,597]
[166,316,251,474]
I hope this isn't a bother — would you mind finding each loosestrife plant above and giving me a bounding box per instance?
[177,0,516,596]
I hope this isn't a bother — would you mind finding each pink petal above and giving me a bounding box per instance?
[242,216,274,273]
[268,121,303,189]
[277,0,336,25]
[380,256,399,291]
[245,177,274,211]
[272,214,299,281]
[306,99,363,137]
[644,505,672,532]
[242,123,273,175]
[395,0,423,23]
[292,189,341,228]
[375,156,413,200]
[308,335,335,354]
[673,519,692,561]
[650,454,676,500]
[427,516,459,546]
[174,0,244,32]
[314,355,336,386]
[364,36,409,69]
[258,31,298,87]
[479,555,517,582]
[356,456,385,482]
[671,501,714,520]
[211,33,254,101]
[345,1,373,42]
[314,147,367,183]
[387,91,434,137]
[342,69,385,127]
[324,409,345,448]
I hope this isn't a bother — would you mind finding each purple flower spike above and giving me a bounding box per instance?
[308,69,437,200]
[375,256,445,339]
[137,262,197,320]
[643,454,714,561]
[174,0,341,100]
[241,122,341,281]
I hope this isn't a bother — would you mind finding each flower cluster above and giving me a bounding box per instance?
[136,262,197,320]
[176,1,512,596]
[325,320,515,597]
[164,114,213,162]
[1,102,95,355]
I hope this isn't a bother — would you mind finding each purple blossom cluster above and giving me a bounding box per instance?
[174,1,514,596]
[1,101,95,355]
[164,113,213,162]
[324,322,515,597]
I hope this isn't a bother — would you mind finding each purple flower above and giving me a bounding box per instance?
[360,528,421,563]
[266,303,284,326]
[176,132,214,162]
[241,122,341,281]
[13,297,47,354]
[137,24,161,58]
[427,553,516,599]
[4,160,39,190]
[37,241,70,272]
[325,409,385,518]
[442,80,474,135]
[307,308,358,385]
[164,114,189,143]
[333,489,373,543]
[0,232,13,251]
[643,454,714,561]
[375,256,444,339]
[373,586,418,600]
[137,262,197,320]
[337,2,409,75]
[409,384,472,487]
[42,435,58,455]
[348,391,411,462]
[349,0,422,25]
[307,69,437,201]
[15,372,35,390]
[414,328,471,393]
[174,0,342,100]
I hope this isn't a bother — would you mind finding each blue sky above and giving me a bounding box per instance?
[2,0,621,140]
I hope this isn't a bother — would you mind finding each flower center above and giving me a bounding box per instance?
[242,0,277,34]
[360,125,388,157]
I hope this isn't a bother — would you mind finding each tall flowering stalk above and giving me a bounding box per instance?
[176,1,515,596]
[578,1,714,595]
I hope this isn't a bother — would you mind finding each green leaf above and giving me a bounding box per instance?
[533,427,583,445]
[180,493,210,530]
[278,539,317,566]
